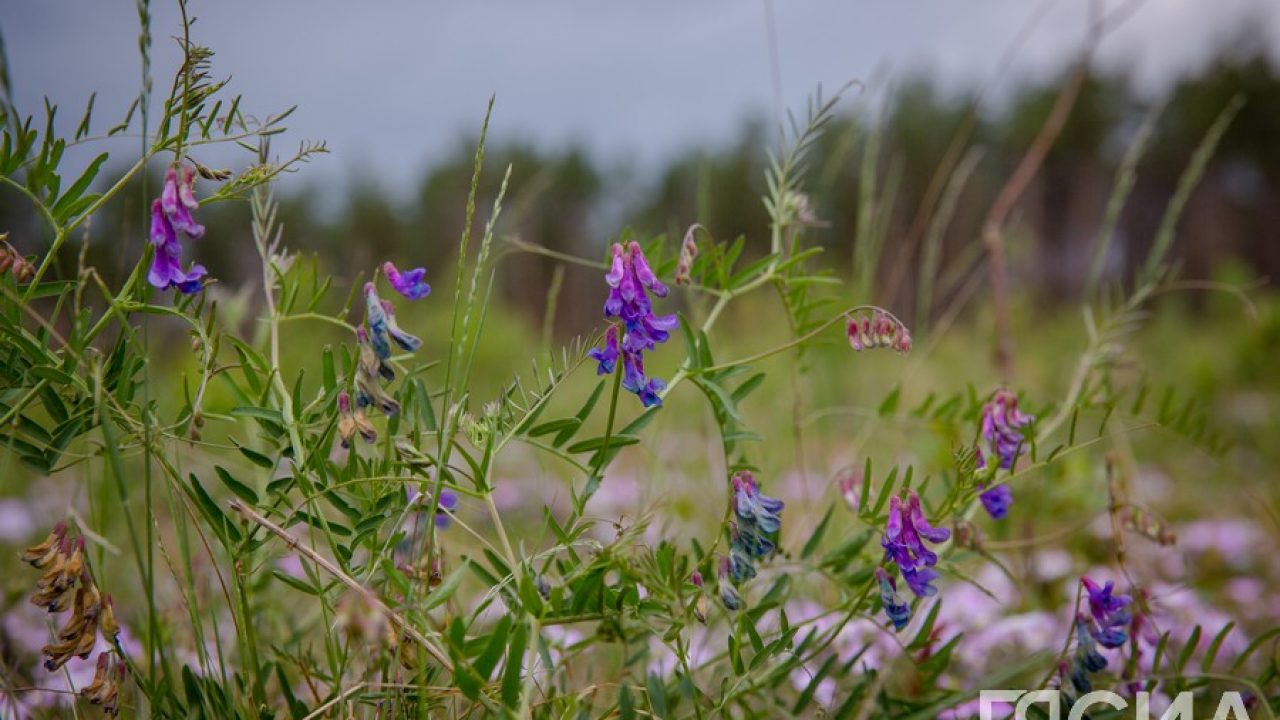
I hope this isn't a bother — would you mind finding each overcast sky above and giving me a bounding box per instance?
[5,0,1279,196]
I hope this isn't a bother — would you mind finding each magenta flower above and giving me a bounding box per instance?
[590,241,675,408]
[147,166,207,294]
[383,261,431,300]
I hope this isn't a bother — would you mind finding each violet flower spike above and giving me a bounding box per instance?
[146,171,206,294]
[383,261,431,300]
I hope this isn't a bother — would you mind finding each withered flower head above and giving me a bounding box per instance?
[21,521,68,568]
[81,651,126,716]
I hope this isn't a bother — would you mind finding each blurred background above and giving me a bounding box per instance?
[2,0,1279,333]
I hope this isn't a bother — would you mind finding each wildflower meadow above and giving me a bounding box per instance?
[1,3,1278,719]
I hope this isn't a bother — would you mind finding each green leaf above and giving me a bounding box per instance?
[214,466,259,504]
[566,434,639,454]
[878,384,901,416]
[645,672,668,719]
[800,506,833,560]
[187,473,242,546]
[271,569,320,595]
[501,620,529,709]
[234,441,276,469]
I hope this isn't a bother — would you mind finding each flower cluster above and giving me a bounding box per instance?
[875,567,912,631]
[718,471,785,609]
[846,309,912,353]
[881,490,950,598]
[0,236,35,282]
[21,522,125,715]
[1061,577,1133,700]
[349,278,425,429]
[974,389,1034,520]
[589,242,676,407]
[148,165,207,294]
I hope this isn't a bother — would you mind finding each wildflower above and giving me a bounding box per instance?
[337,390,377,447]
[691,570,708,623]
[588,325,620,375]
[355,367,400,416]
[591,241,676,407]
[356,326,394,383]
[354,325,398,415]
[383,260,431,300]
[675,224,700,286]
[0,238,36,283]
[1081,576,1132,648]
[837,469,862,513]
[407,485,459,529]
[364,283,396,361]
[1068,615,1109,696]
[160,166,204,240]
[21,521,68,568]
[976,389,1033,471]
[732,471,784,534]
[81,652,125,716]
[31,537,83,613]
[846,309,911,353]
[978,483,1013,520]
[876,567,911,631]
[717,557,743,611]
[881,491,950,598]
[99,594,120,639]
[147,166,207,294]
[380,299,422,352]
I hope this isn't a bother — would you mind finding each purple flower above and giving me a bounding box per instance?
[146,166,207,294]
[590,241,675,408]
[407,485,459,529]
[160,167,205,239]
[383,261,431,300]
[732,471,785,534]
[882,491,950,597]
[979,483,1013,519]
[380,299,422,352]
[977,389,1034,470]
[1081,576,1132,648]
[876,567,911,631]
[717,557,743,611]
[363,283,395,361]
[588,325,620,375]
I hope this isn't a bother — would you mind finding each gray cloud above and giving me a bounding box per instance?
[5,0,1277,195]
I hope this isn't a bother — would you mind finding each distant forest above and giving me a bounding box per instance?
[3,44,1277,331]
